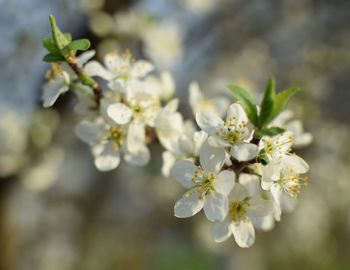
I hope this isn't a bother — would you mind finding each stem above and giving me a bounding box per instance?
[66,55,102,103]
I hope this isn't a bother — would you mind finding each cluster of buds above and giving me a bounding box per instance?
[41,16,311,248]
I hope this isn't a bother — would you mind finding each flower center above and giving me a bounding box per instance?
[276,169,308,198]
[228,198,250,222]
[214,117,248,144]
[263,135,293,158]
[191,166,216,196]
[109,127,125,149]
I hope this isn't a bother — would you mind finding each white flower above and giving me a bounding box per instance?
[259,132,293,161]
[271,110,313,147]
[42,66,70,107]
[196,103,259,161]
[189,81,229,117]
[145,71,175,101]
[42,50,96,107]
[261,156,309,220]
[212,173,274,248]
[142,23,183,69]
[171,142,235,221]
[84,51,154,88]
[155,99,184,153]
[161,121,208,177]
[74,118,150,171]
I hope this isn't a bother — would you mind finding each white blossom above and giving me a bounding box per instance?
[212,173,274,247]
[196,103,259,161]
[171,142,235,221]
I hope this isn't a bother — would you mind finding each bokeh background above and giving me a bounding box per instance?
[1,0,350,269]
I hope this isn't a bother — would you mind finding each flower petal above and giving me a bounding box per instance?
[131,60,154,78]
[107,103,132,125]
[226,103,248,124]
[195,111,224,134]
[199,141,225,173]
[174,191,204,218]
[93,143,120,171]
[126,122,145,153]
[214,170,236,196]
[204,191,228,222]
[230,219,255,248]
[161,151,177,177]
[212,219,232,242]
[124,144,150,166]
[42,78,69,107]
[231,142,258,162]
[74,121,103,146]
[84,61,113,80]
[170,160,197,189]
[189,81,204,113]
[282,154,309,174]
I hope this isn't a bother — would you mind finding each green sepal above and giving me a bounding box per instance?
[259,153,270,165]
[258,77,276,128]
[261,127,285,137]
[228,84,259,126]
[42,53,65,62]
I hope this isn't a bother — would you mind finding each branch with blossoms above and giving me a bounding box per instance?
[41,15,312,248]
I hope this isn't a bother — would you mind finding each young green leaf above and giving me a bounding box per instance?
[68,39,91,52]
[228,84,258,126]
[42,37,61,55]
[261,127,285,137]
[271,86,300,120]
[258,77,276,128]
[43,53,65,62]
[49,15,70,50]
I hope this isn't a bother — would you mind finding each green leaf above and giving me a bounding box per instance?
[261,127,285,136]
[272,86,300,120]
[49,15,70,50]
[68,39,91,52]
[258,77,276,128]
[42,37,61,55]
[228,84,258,126]
[42,53,65,62]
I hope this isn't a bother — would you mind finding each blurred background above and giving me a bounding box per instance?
[1,0,350,269]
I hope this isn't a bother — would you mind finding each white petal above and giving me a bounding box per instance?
[195,111,224,134]
[77,50,96,65]
[170,160,197,189]
[229,183,249,202]
[231,142,258,162]
[282,154,309,174]
[42,79,69,107]
[192,131,208,155]
[239,173,260,197]
[212,219,232,242]
[189,81,204,113]
[161,151,177,177]
[261,161,281,190]
[126,122,145,153]
[294,133,313,147]
[270,184,283,207]
[230,220,255,248]
[250,215,275,231]
[178,134,195,156]
[131,60,154,78]
[124,144,150,166]
[74,121,103,146]
[107,103,132,125]
[204,192,228,222]
[84,61,113,80]
[248,197,274,217]
[214,170,236,196]
[226,103,248,124]
[93,143,120,171]
[160,71,175,100]
[174,191,204,218]
[211,97,230,117]
[199,141,225,173]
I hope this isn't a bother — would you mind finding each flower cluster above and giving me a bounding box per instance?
[41,16,312,248]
